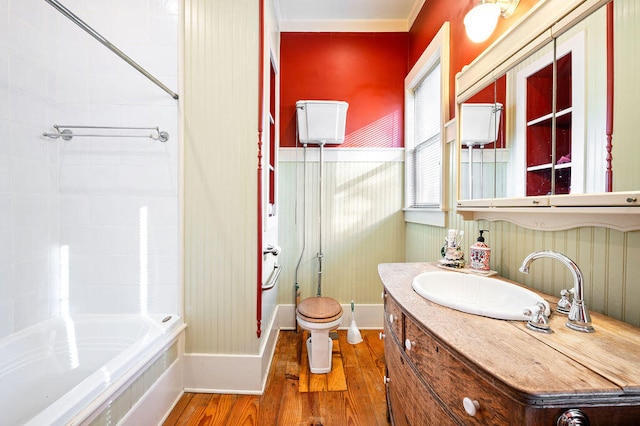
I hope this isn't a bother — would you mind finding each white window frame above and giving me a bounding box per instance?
[404,22,450,226]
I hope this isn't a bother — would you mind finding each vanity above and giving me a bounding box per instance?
[379,262,640,425]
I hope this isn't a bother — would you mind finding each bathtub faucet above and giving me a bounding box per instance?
[519,250,594,333]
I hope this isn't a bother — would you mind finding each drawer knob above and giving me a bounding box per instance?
[463,397,480,416]
[383,376,391,384]
[379,332,385,340]
[381,291,386,300]
[389,314,395,323]
[404,339,416,351]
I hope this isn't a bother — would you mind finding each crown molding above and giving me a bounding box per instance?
[279,18,410,33]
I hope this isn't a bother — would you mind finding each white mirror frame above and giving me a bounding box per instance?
[455,0,640,232]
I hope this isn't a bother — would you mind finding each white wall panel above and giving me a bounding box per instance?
[613,0,640,191]
[183,0,259,354]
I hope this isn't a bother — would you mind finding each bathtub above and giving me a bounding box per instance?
[0,314,185,426]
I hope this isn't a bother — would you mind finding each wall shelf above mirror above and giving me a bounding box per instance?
[455,0,640,231]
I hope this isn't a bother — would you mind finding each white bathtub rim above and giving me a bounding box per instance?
[15,314,185,426]
[74,323,186,426]
[69,320,185,426]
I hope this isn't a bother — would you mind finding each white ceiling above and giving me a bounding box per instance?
[275,0,426,32]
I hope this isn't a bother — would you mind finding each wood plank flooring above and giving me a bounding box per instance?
[164,329,389,426]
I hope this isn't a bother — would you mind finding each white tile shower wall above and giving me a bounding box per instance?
[0,0,179,338]
[0,0,60,338]
[54,0,179,315]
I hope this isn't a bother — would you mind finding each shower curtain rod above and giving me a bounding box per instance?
[44,0,179,100]
[43,125,170,142]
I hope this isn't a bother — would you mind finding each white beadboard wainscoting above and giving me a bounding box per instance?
[407,220,640,328]
[183,0,262,356]
[277,148,406,306]
[614,0,640,192]
[182,0,285,394]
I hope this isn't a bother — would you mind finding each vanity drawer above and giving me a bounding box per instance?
[403,315,526,425]
[384,322,457,426]
[384,293,403,342]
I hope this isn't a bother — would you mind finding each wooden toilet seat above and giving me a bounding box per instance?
[296,297,343,323]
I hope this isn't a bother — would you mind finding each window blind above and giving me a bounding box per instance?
[409,62,442,207]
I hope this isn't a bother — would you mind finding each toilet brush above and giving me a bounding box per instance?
[347,300,363,344]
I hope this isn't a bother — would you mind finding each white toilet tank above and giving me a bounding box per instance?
[460,102,502,146]
[296,100,349,145]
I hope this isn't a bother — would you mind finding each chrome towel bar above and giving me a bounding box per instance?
[43,125,169,142]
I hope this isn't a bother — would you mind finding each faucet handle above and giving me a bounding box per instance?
[523,302,553,334]
[557,288,573,315]
[263,244,281,256]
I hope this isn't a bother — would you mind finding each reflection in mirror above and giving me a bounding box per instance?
[508,33,592,198]
[458,1,639,203]
[459,77,505,200]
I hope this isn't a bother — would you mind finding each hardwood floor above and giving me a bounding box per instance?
[164,329,390,426]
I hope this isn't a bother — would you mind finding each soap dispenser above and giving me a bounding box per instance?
[470,230,491,271]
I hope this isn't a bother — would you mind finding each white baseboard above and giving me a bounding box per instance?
[182,303,383,394]
[182,303,281,395]
[183,352,266,395]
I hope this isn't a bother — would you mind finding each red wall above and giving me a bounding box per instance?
[409,0,539,119]
[279,0,539,149]
[280,32,408,148]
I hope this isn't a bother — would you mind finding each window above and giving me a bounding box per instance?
[404,23,450,226]
[409,63,442,207]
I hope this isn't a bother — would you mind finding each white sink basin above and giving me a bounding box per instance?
[412,271,550,321]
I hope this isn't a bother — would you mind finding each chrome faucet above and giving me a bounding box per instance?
[519,250,594,333]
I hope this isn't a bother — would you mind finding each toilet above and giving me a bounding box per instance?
[294,100,347,374]
[296,296,343,374]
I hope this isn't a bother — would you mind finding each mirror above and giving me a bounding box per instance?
[458,0,639,204]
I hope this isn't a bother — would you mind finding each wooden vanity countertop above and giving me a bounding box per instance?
[378,262,640,404]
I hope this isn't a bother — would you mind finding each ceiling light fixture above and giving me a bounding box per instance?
[464,0,520,43]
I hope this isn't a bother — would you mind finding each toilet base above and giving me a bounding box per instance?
[306,335,333,374]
